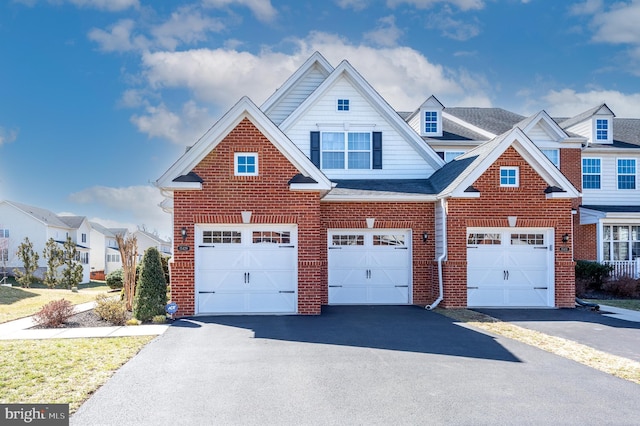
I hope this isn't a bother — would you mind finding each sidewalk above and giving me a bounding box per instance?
[0,301,169,340]
[598,304,640,322]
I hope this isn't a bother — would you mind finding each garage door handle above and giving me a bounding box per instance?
[279,290,295,294]
[534,287,548,290]
[198,291,215,294]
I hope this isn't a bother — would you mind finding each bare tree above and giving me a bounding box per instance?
[115,232,138,311]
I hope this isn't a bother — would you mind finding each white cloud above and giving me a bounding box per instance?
[387,0,485,11]
[15,0,139,11]
[364,15,403,47]
[425,6,481,40]
[88,19,149,52]
[569,0,603,16]
[0,127,18,146]
[542,88,640,118]
[336,0,369,11]
[130,101,212,145]
[151,6,225,51]
[69,185,170,238]
[590,1,640,45]
[139,32,490,114]
[202,0,278,22]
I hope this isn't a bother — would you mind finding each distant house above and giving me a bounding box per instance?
[89,222,123,279]
[0,200,91,283]
[134,229,172,260]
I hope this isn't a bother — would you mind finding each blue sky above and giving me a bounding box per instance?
[2,0,640,240]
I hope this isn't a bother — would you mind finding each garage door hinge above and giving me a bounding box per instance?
[467,287,479,289]
[394,285,409,288]
[534,246,548,249]
[394,247,408,250]
[534,287,548,290]
[279,290,295,293]
[329,285,342,287]
[198,245,215,248]
[328,247,342,250]
[198,291,215,294]
[279,245,295,248]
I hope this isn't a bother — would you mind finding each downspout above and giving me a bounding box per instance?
[426,197,447,310]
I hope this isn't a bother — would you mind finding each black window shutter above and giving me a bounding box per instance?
[310,131,320,167]
[372,132,382,169]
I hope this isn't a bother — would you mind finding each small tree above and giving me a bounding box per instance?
[42,238,63,288]
[116,233,138,311]
[133,247,167,322]
[14,237,40,288]
[59,236,83,289]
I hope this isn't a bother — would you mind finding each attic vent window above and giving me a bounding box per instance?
[234,153,258,176]
[337,99,350,111]
[500,167,519,187]
[596,119,609,141]
[424,111,438,134]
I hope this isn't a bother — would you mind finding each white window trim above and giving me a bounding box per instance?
[499,166,519,187]
[616,157,636,191]
[320,131,372,170]
[234,152,259,176]
[593,117,612,143]
[421,109,443,137]
[582,157,602,190]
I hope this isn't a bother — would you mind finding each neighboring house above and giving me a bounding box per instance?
[134,229,172,260]
[89,222,122,278]
[0,200,91,283]
[156,52,582,316]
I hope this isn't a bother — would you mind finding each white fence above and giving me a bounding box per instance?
[604,259,640,279]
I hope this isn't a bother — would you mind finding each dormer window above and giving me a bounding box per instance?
[596,119,609,141]
[337,99,350,111]
[424,111,438,134]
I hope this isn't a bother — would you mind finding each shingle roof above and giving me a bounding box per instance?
[426,156,478,193]
[330,179,437,196]
[582,205,640,213]
[58,215,86,229]
[557,104,605,129]
[613,118,640,146]
[90,222,115,236]
[444,107,525,135]
[9,201,70,228]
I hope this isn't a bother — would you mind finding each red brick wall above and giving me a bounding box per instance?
[171,118,323,316]
[574,223,597,261]
[443,146,576,308]
[320,202,437,306]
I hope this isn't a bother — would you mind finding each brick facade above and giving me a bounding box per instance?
[441,147,575,308]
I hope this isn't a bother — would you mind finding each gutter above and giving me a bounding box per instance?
[426,197,447,310]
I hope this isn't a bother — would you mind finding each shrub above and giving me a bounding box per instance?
[134,247,167,322]
[602,275,639,298]
[94,294,128,325]
[33,299,74,328]
[125,318,141,326]
[575,260,613,291]
[151,315,166,324]
[106,269,124,289]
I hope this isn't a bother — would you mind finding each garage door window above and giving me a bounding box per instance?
[203,230,241,244]
[510,234,544,245]
[373,234,405,246]
[468,233,501,245]
[332,234,364,246]
[252,231,291,244]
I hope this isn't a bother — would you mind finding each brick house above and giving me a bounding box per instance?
[156,52,587,316]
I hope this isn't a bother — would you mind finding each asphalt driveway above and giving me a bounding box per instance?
[72,306,640,425]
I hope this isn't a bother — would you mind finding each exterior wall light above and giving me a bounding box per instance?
[181,227,188,242]
[562,233,570,243]
[422,232,429,243]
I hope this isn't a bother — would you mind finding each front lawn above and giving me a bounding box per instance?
[585,299,640,311]
[0,336,154,413]
[0,284,111,323]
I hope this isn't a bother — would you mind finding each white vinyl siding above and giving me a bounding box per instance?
[582,152,640,205]
[285,76,437,179]
[265,66,329,125]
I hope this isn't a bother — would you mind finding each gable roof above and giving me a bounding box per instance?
[156,96,332,192]
[90,221,116,237]
[558,103,615,129]
[515,110,570,141]
[58,215,88,229]
[3,200,71,228]
[436,127,581,199]
[444,107,525,136]
[279,59,445,170]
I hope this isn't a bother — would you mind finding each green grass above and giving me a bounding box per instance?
[0,286,111,323]
[585,299,640,311]
[0,336,154,413]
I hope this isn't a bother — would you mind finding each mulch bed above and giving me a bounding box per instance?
[31,309,132,329]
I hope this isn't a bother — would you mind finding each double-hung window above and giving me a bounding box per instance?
[582,158,601,189]
[602,225,640,261]
[424,111,438,134]
[321,132,371,169]
[596,119,609,141]
[617,159,636,190]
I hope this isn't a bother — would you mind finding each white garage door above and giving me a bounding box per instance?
[195,225,297,314]
[467,228,554,307]
[328,229,411,304]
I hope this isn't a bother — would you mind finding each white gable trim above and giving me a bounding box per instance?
[521,110,568,141]
[279,60,445,170]
[439,128,581,199]
[156,96,332,192]
[260,51,334,114]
